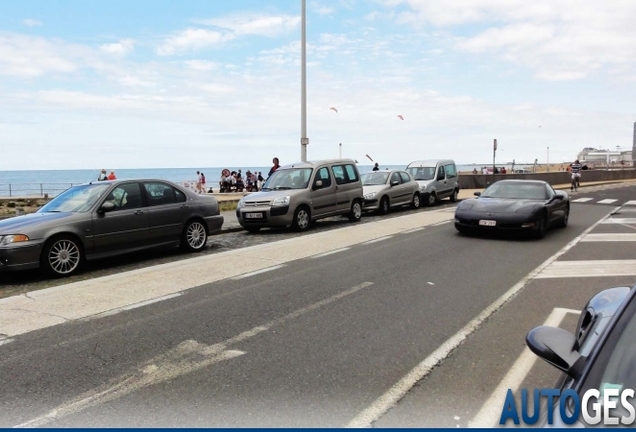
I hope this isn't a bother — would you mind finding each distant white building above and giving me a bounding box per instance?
[578,147,633,165]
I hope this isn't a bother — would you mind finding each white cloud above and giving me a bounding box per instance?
[100,39,135,56]
[0,34,78,77]
[22,19,42,27]
[196,13,300,37]
[386,0,636,81]
[157,29,234,55]
[184,60,219,71]
[310,1,335,16]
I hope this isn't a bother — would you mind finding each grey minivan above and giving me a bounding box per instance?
[236,159,364,232]
[405,159,460,206]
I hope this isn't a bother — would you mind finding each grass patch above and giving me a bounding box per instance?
[219,201,238,212]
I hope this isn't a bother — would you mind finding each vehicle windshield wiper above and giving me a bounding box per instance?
[44,210,62,212]
[262,187,272,191]
[274,186,292,190]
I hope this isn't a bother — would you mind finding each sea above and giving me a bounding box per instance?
[0,163,523,197]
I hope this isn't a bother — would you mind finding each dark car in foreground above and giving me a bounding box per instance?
[0,179,224,277]
[526,285,636,427]
[454,180,569,239]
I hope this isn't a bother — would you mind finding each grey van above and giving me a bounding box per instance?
[236,159,364,232]
[405,159,460,206]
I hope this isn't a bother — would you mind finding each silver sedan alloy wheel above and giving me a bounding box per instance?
[186,222,207,249]
[48,239,81,275]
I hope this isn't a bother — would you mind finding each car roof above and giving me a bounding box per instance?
[406,159,454,167]
[280,158,357,169]
[79,179,180,187]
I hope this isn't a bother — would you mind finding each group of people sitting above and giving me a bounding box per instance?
[219,170,265,193]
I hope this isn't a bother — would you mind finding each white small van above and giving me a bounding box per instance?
[405,159,460,206]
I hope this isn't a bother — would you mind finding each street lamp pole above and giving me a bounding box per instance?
[339,143,342,159]
[547,146,550,172]
[300,0,308,162]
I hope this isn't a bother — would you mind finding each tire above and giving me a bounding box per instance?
[533,214,548,239]
[379,196,390,215]
[245,227,261,233]
[348,200,363,222]
[411,193,420,209]
[455,225,469,235]
[450,189,458,203]
[41,235,84,278]
[558,206,570,228]
[292,206,311,231]
[426,192,437,207]
[182,219,208,252]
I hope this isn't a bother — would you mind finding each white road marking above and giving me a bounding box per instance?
[80,293,183,322]
[311,247,351,259]
[581,233,636,242]
[469,307,581,428]
[363,236,392,245]
[232,264,286,280]
[536,259,636,278]
[345,208,616,428]
[402,227,424,234]
[601,218,636,224]
[0,338,14,347]
[597,199,618,204]
[15,282,375,428]
[427,282,435,286]
[572,197,593,203]
[15,343,246,428]
[624,200,636,206]
[432,220,451,226]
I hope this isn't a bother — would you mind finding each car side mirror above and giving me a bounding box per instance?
[313,180,323,190]
[98,201,116,213]
[391,180,399,187]
[553,194,564,200]
[474,192,481,197]
[526,326,584,380]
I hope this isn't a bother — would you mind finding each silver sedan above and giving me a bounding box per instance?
[0,179,224,277]
[362,170,421,214]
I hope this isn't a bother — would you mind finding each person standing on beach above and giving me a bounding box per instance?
[107,171,117,180]
[268,157,280,178]
[98,169,108,181]
[372,163,380,171]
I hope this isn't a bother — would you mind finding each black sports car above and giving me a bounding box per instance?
[525,284,636,427]
[454,180,569,239]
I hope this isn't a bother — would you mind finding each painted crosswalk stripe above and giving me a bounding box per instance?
[536,260,636,278]
[601,218,636,224]
[572,197,593,203]
[582,233,636,242]
[597,199,618,204]
[624,200,636,206]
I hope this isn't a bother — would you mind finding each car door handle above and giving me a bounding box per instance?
[180,204,189,209]
[134,210,144,215]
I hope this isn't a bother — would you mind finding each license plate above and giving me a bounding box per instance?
[479,220,497,226]
[245,212,263,219]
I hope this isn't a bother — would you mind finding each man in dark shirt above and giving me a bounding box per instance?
[268,157,280,178]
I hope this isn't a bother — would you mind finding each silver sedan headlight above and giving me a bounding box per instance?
[272,196,290,207]
[364,192,376,199]
[237,198,245,208]
[0,234,30,246]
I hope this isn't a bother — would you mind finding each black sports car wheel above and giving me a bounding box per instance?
[533,215,548,239]
[558,207,569,228]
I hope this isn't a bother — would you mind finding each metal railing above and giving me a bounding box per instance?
[0,183,76,198]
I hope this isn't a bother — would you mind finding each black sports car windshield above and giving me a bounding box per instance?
[481,183,547,200]
[38,183,111,213]
[361,172,389,186]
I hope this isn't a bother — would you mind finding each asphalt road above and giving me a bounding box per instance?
[0,197,614,427]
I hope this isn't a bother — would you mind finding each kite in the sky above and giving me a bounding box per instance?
[366,154,374,162]
[330,107,338,113]
[397,115,404,120]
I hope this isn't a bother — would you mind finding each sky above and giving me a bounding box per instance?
[1,0,636,170]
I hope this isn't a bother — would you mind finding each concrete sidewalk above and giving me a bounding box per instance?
[216,179,636,234]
